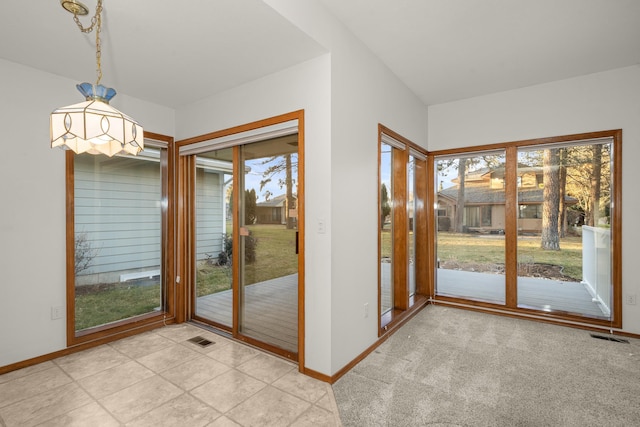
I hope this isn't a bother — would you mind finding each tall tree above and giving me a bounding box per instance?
[587,145,602,226]
[380,183,391,230]
[541,149,560,250]
[563,144,610,227]
[284,154,295,229]
[260,153,298,229]
[454,158,467,233]
[244,189,257,225]
[558,148,567,237]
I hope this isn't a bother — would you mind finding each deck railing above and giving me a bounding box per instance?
[582,226,611,316]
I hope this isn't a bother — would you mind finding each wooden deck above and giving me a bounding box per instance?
[196,274,298,353]
[436,268,609,318]
[382,263,608,318]
[198,266,606,353]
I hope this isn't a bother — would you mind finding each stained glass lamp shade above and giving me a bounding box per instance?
[51,83,143,157]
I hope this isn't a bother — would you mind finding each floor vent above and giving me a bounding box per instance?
[188,336,215,347]
[589,333,630,344]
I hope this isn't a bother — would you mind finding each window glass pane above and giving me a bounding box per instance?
[239,140,299,353]
[194,148,233,328]
[74,152,163,331]
[435,152,506,304]
[380,142,393,315]
[408,155,416,297]
[517,142,613,319]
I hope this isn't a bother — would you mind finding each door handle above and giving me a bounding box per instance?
[295,231,299,255]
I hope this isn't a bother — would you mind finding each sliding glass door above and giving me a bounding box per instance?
[193,148,234,328]
[238,137,298,353]
[181,112,303,361]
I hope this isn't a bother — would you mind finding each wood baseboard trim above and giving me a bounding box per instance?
[301,367,332,383]
[430,299,640,339]
[327,299,430,384]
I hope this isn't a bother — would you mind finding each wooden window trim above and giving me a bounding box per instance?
[378,124,428,336]
[66,132,175,347]
[429,129,622,329]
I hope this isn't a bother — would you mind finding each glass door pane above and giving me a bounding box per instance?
[517,142,613,319]
[435,152,506,304]
[380,142,394,316]
[408,155,416,298]
[239,136,299,353]
[194,148,234,328]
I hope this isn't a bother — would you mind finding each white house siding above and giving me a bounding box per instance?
[195,168,225,263]
[74,155,162,285]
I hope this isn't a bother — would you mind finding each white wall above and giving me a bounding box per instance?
[180,0,429,375]
[327,14,427,375]
[0,58,175,367]
[266,0,429,374]
[428,65,640,334]
[176,54,334,375]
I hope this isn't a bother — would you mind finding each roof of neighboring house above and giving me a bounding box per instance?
[438,186,577,205]
[256,193,297,208]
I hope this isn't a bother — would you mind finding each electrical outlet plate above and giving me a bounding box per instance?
[625,294,637,305]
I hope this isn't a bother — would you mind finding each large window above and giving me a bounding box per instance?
[517,139,616,320]
[67,134,174,344]
[379,125,427,332]
[435,151,506,304]
[432,130,621,327]
[464,206,492,227]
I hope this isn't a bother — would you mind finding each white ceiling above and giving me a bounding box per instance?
[319,0,640,105]
[1,1,638,108]
[0,0,327,107]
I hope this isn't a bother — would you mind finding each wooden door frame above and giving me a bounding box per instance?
[176,110,305,367]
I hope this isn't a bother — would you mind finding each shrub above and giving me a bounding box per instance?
[217,232,258,265]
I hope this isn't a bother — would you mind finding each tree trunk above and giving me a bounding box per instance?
[588,145,602,227]
[558,149,567,238]
[285,154,295,229]
[541,149,560,250]
[454,158,467,233]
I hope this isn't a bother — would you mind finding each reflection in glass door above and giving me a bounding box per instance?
[193,148,234,329]
[238,137,299,354]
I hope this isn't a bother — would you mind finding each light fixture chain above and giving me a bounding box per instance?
[71,0,103,34]
[70,0,103,85]
[95,5,102,85]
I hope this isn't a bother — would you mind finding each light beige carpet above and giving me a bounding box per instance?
[333,305,640,426]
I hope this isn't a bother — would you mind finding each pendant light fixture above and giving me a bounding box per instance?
[50,0,143,157]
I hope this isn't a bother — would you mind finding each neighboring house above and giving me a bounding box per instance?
[256,193,297,225]
[75,154,229,286]
[437,167,577,234]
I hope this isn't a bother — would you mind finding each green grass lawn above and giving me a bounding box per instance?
[381,230,583,280]
[75,283,161,331]
[78,225,582,331]
[77,224,299,330]
[196,224,298,296]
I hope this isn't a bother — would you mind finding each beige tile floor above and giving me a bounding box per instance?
[0,324,341,426]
